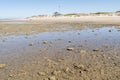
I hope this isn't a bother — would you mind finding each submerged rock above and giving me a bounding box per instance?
[68,41,72,43]
[29,43,34,46]
[92,30,94,32]
[109,30,112,32]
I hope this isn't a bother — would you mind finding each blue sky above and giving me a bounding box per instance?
[0,0,120,18]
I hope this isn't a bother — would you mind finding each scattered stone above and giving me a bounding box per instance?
[64,67,74,74]
[52,70,61,75]
[109,30,112,32]
[68,41,72,43]
[69,70,74,74]
[45,58,58,66]
[73,64,87,71]
[43,41,48,44]
[64,67,70,73]
[93,48,99,51]
[29,43,34,46]
[37,72,46,76]
[74,64,85,70]
[67,48,74,51]
[58,59,64,62]
[9,74,13,77]
[43,78,49,80]
[49,76,56,80]
[0,64,6,69]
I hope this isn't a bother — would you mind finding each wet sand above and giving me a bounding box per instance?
[0,19,120,80]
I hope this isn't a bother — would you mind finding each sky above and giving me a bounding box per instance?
[0,0,120,18]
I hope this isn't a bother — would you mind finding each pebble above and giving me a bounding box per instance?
[43,78,49,80]
[93,48,99,51]
[73,63,87,71]
[49,76,56,80]
[29,43,34,46]
[68,41,72,43]
[52,70,61,75]
[109,30,112,32]
[9,74,13,77]
[43,41,48,44]
[37,72,46,76]
[64,67,70,73]
[74,64,84,69]
[67,48,74,51]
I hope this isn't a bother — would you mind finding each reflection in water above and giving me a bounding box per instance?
[0,27,120,56]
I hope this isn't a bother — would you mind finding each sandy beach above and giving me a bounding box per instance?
[0,16,120,80]
[27,16,120,25]
[0,16,120,34]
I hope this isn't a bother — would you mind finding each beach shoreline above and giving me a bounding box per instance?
[1,16,120,25]
[0,17,120,80]
[25,16,120,25]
